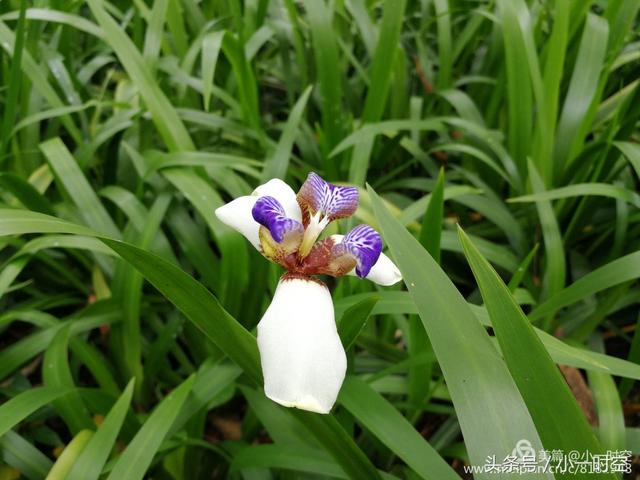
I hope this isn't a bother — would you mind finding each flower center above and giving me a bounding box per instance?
[250,173,382,279]
[298,211,330,259]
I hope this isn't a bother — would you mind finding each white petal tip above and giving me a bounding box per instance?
[214,196,261,249]
[265,392,331,414]
[373,267,402,286]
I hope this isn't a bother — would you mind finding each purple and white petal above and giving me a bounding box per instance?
[215,179,302,252]
[297,172,358,222]
[252,196,303,243]
[333,225,382,278]
[253,179,302,223]
[214,195,260,249]
[330,234,402,286]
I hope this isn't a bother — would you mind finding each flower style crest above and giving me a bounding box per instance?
[214,172,402,414]
[297,172,359,224]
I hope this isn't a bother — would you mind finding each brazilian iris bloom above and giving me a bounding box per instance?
[215,173,401,413]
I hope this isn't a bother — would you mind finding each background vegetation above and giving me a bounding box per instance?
[1,0,640,478]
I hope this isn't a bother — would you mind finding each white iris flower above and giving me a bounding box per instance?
[215,173,402,413]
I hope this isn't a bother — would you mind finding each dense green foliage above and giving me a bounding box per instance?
[0,0,639,478]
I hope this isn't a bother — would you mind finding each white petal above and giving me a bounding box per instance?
[257,276,346,414]
[253,179,302,222]
[214,196,260,249]
[331,234,402,286]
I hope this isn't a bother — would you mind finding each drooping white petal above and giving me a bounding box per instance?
[253,179,302,223]
[331,234,402,286]
[214,195,260,249]
[257,276,346,414]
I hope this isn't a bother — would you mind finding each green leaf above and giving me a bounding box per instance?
[45,430,93,480]
[619,314,640,398]
[349,0,407,185]
[43,325,94,435]
[496,0,533,176]
[0,388,72,437]
[262,85,312,181]
[221,33,263,140]
[67,380,135,480]
[527,160,565,327]
[290,411,383,480]
[86,0,194,151]
[509,182,640,208]
[106,376,194,480]
[40,138,120,238]
[0,19,81,143]
[339,376,459,480]
[0,173,54,214]
[507,244,539,292]
[201,30,225,112]
[530,251,640,322]
[306,0,342,176]
[535,0,569,184]
[555,13,609,173]
[419,167,444,263]
[142,0,169,66]
[0,209,95,237]
[231,444,344,478]
[100,238,261,381]
[0,430,52,479]
[0,0,28,163]
[0,302,121,382]
[368,185,549,476]
[587,337,625,452]
[361,0,407,122]
[458,226,611,478]
[337,295,378,351]
[614,140,640,178]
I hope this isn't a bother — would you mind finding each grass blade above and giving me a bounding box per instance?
[45,430,93,480]
[100,238,261,381]
[201,31,225,112]
[337,295,378,351]
[67,380,135,480]
[106,376,194,480]
[458,226,612,477]
[418,167,444,263]
[0,0,27,165]
[0,388,72,437]
[339,376,459,480]
[43,325,94,435]
[368,185,549,476]
[587,336,625,452]
[262,85,312,181]
[306,0,342,177]
[40,138,120,238]
[86,0,194,151]
[555,13,609,174]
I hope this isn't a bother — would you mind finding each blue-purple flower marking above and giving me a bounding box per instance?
[297,172,359,222]
[252,196,303,243]
[333,225,382,277]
